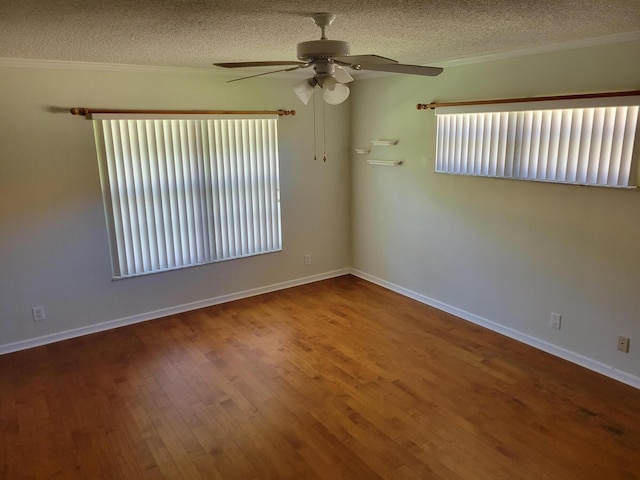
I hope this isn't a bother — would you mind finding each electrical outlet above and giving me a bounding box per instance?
[32,306,46,322]
[304,254,311,265]
[617,336,630,353]
[550,312,562,330]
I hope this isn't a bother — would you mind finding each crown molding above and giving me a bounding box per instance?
[437,30,640,68]
[0,57,219,75]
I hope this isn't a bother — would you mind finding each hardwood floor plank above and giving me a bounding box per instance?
[1,275,639,479]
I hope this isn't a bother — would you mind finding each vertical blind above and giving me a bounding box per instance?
[94,115,282,278]
[435,100,639,187]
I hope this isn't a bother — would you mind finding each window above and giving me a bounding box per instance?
[93,114,282,279]
[435,97,640,188]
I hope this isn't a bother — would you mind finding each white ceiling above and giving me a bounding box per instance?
[1,0,639,75]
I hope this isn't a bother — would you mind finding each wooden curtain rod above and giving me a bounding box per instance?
[70,107,296,118]
[416,90,640,110]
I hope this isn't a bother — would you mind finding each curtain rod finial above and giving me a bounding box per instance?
[70,107,88,116]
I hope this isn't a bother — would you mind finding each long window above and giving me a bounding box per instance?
[435,97,640,188]
[94,114,282,279]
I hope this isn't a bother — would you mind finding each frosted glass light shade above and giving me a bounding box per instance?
[334,66,354,84]
[322,77,350,105]
[292,79,316,105]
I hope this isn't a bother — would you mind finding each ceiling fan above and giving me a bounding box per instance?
[214,13,443,105]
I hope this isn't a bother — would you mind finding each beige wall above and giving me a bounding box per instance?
[350,39,640,381]
[1,38,639,385]
[0,64,351,348]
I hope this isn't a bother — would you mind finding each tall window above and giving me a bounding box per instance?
[93,114,282,279]
[435,97,640,188]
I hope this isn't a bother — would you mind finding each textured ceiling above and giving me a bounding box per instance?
[1,0,639,74]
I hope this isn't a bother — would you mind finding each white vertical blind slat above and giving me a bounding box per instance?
[152,121,168,270]
[537,110,550,180]
[229,120,240,257]
[496,112,507,177]
[546,110,560,180]
[136,120,155,273]
[102,122,125,276]
[512,112,524,178]
[239,120,249,256]
[587,109,605,184]
[473,114,485,175]
[481,114,490,174]
[170,121,185,265]
[607,107,626,186]
[271,121,279,248]
[144,121,161,271]
[118,120,139,275]
[200,121,216,261]
[619,106,639,186]
[179,120,194,264]
[210,121,223,259]
[250,121,259,250]
[566,109,582,183]
[577,109,592,184]
[269,119,280,249]
[556,110,572,182]
[598,108,615,185]
[445,116,453,176]
[454,116,461,172]
[467,115,476,174]
[166,121,181,268]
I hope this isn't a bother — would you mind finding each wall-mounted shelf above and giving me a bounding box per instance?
[354,148,371,154]
[371,140,398,146]
[367,159,402,166]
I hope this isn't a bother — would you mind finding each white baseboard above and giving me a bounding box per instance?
[4,267,639,390]
[350,269,640,390]
[0,269,350,355]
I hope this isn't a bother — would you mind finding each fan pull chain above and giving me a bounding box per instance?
[313,93,317,161]
[322,100,327,162]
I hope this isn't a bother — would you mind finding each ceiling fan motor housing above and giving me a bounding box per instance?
[297,40,350,61]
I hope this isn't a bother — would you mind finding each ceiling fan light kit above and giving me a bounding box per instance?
[292,76,351,105]
[214,12,443,106]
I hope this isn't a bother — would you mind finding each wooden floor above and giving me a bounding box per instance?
[1,276,639,479]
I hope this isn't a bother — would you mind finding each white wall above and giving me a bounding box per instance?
[350,39,640,383]
[0,62,351,349]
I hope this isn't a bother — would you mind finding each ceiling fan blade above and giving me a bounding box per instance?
[357,63,443,76]
[226,65,308,83]
[214,61,306,68]
[334,54,398,66]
